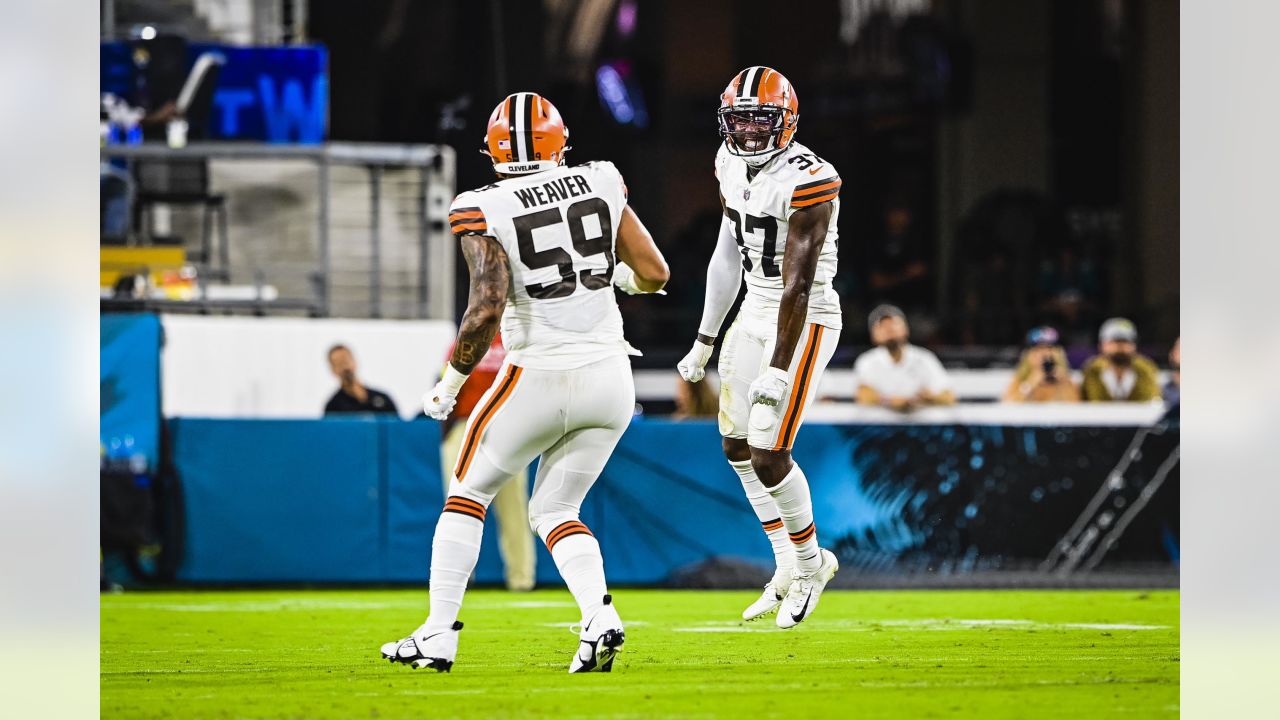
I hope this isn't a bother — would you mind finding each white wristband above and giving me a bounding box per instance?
[763,366,789,382]
[613,262,640,293]
[440,363,469,395]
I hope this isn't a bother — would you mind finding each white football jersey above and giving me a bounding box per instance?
[715,141,842,329]
[449,161,635,371]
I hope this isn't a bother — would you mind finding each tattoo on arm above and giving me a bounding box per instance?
[449,234,510,375]
[769,202,831,370]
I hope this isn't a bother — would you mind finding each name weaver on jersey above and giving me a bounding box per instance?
[381,92,669,673]
[678,66,843,629]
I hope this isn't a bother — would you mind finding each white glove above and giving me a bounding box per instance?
[677,339,715,383]
[613,262,665,295]
[423,364,469,420]
[748,367,790,407]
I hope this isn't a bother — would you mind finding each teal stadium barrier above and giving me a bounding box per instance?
[101,314,161,468]
[168,416,1178,584]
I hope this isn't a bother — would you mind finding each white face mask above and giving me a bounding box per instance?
[742,147,784,168]
[720,108,785,166]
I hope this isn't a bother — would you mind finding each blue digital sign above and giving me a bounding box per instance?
[100,42,329,143]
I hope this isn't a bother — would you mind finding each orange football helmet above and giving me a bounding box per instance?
[482,92,570,175]
[718,66,799,166]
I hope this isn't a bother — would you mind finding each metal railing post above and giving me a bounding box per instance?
[369,164,383,318]
[317,155,331,316]
[420,148,456,320]
[418,167,429,318]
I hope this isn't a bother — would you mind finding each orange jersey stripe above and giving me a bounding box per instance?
[546,520,590,543]
[791,179,841,199]
[444,496,486,513]
[450,222,488,235]
[442,502,485,521]
[781,324,824,448]
[789,523,816,543]
[453,366,522,480]
[788,525,819,540]
[792,191,839,208]
[773,325,823,451]
[546,523,592,552]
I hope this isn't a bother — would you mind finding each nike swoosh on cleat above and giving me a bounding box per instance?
[791,591,813,623]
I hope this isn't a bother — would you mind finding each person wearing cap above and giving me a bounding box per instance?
[1002,326,1080,403]
[1081,318,1161,402]
[854,304,955,411]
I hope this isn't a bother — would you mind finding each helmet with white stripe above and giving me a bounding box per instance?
[718,66,799,167]
[482,92,570,175]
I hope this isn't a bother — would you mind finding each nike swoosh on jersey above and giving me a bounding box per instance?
[808,166,824,175]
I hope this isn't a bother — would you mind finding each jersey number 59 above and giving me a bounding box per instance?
[512,197,615,299]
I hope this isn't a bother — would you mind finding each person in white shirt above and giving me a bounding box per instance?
[853,304,956,411]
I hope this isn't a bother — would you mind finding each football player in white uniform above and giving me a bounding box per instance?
[381,92,669,673]
[678,67,842,628]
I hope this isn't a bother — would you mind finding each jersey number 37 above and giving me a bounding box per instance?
[725,208,781,278]
[513,197,615,299]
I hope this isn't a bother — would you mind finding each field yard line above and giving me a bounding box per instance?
[671,618,1170,633]
[541,620,651,628]
[100,598,578,613]
[351,689,489,697]
[101,667,278,676]
[1059,623,1168,630]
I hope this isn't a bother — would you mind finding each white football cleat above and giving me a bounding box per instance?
[742,579,785,621]
[776,549,839,629]
[569,595,625,673]
[380,621,462,672]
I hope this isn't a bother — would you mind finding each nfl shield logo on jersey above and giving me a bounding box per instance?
[743,189,751,201]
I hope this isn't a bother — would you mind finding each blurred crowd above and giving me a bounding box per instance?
[665,302,1177,422]
[851,304,1177,412]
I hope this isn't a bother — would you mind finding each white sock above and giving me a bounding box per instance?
[766,463,821,575]
[541,520,607,621]
[424,495,488,633]
[730,459,795,581]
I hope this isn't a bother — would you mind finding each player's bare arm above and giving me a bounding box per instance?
[450,233,511,375]
[768,201,832,370]
[616,205,670,293]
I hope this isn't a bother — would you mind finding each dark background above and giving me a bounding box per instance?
[307,0,1178,359]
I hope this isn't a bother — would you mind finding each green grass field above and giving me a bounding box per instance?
[101,588,1178,719]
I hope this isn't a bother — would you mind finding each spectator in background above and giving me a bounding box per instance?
[438,334,535,592]
[1081,318,1161,402]
[1163,337,1180,406]
[854,304,955,412]
[323,344,400,415]
[1002,326,1080,403]
[673,377,718,420]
